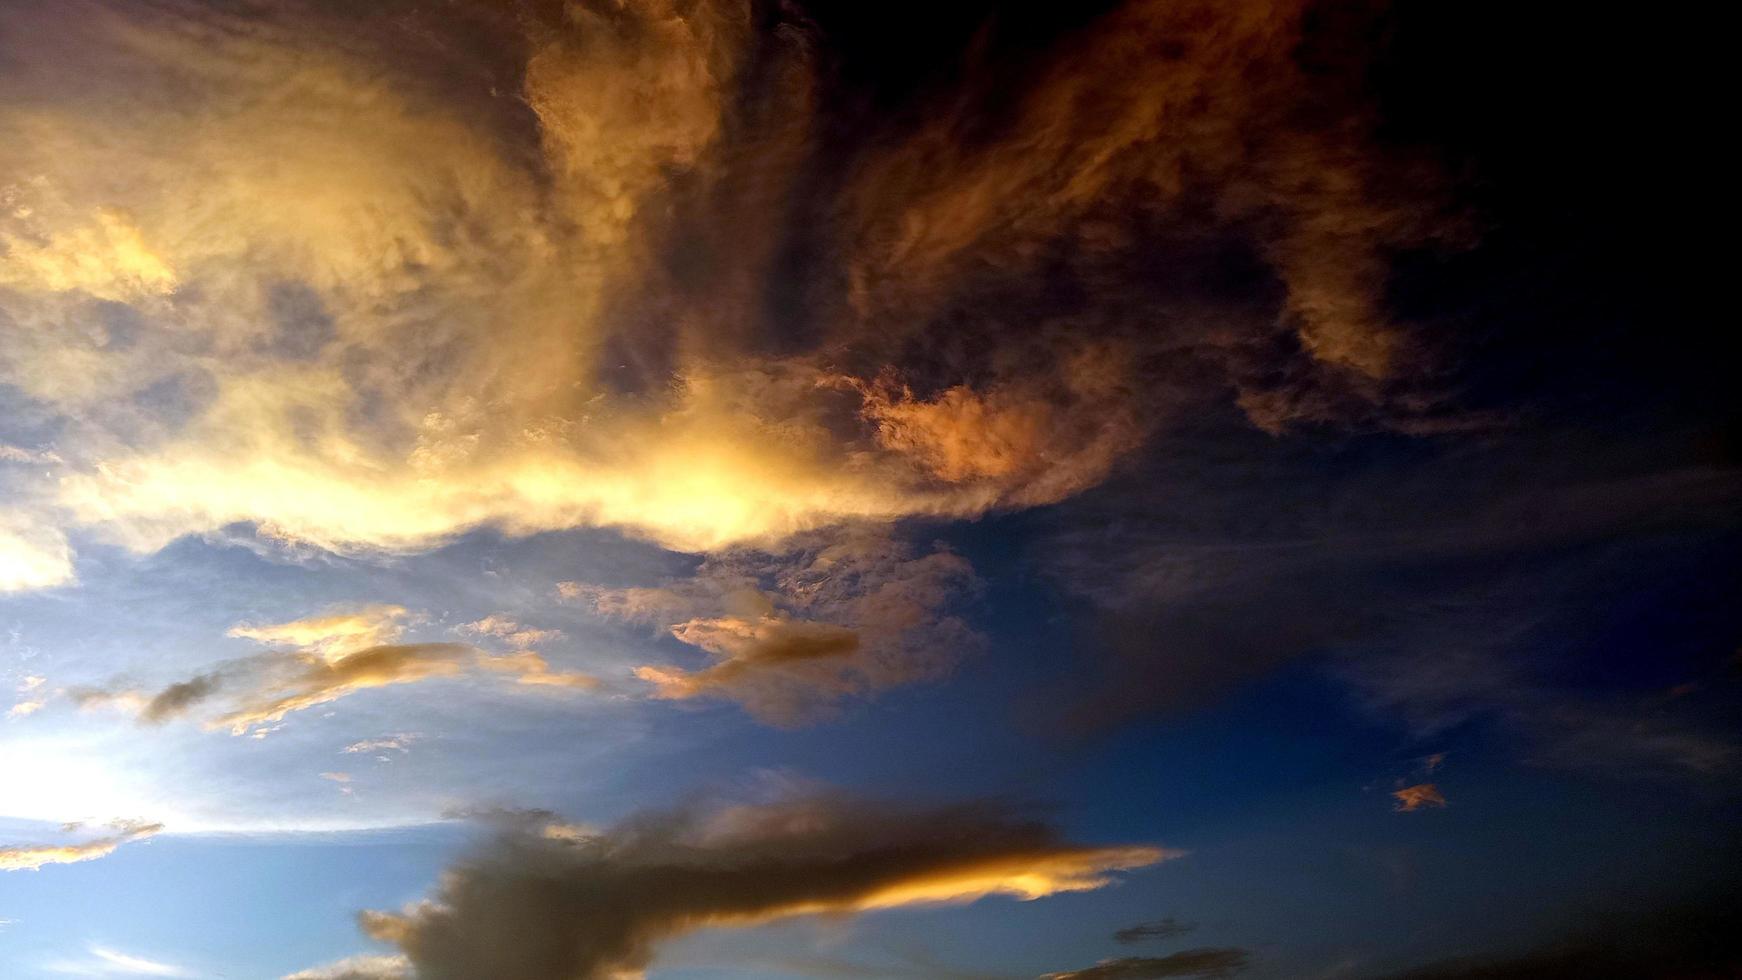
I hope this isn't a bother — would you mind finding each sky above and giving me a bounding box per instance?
[0,0,1736,977]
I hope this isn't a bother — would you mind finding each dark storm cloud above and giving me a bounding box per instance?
[346,793,1173,980]
[1038,949,1249,980]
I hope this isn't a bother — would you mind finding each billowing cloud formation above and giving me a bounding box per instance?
[0,0,1467,583]
[564,528,978,723]
[1038,950,1250,980]
[0,819,161,871]
[351,793,1174,980]
[1391,784,1447,812]
[74,608,594,734]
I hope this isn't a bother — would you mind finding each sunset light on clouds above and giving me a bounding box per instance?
[1,0,1736,977]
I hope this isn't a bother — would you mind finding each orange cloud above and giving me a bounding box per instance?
[1392,783,1448,812]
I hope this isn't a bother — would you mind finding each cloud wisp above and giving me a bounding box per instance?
[566,528,979,723]
[0,819,161,872]
[70,607,595,735]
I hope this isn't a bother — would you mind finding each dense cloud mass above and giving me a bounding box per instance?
[0,0,1471,591]
[344,793,1173,979]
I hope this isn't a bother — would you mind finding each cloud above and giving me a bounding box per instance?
[282,956,410,980]
[73,607,595,735]
[0,819,162,872]
[567,527,979,723]
[342,734,420,756]
[456,616,562,650]
[86,947,193,978]
[7,699,44,719]
[0,515,73,592]
[1390,784,1447,813]
[1115,917,1197,944]
[0,0,1479,589]
[1038,949,1250,979]
[228,606,412,661]
[356,792,1175,980]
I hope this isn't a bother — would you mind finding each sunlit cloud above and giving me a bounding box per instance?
[43,945,193,978]
[282,955,409,980]
[341,735,420,757]
[344,792,1176,979]
[455,616,561,650]
[0,0,1472,594]
[71,607,595,735]
[566,527,979,723]
[0,515,73,592]
[1391,784,1447,813]
[0,819,161,872]
[228,607,411,663]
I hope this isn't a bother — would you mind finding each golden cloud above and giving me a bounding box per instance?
[73,607,596,735]
[0,0,1467,583]
[0,818,161,872]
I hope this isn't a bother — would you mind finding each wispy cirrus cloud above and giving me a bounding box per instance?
[564,527,979,723]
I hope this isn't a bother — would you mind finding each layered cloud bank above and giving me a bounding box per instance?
[333,793,1174,979]
[1,0,1470,590]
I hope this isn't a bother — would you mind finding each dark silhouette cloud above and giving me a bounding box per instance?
[350,793,1174,980]
[1039,949,1249,979]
